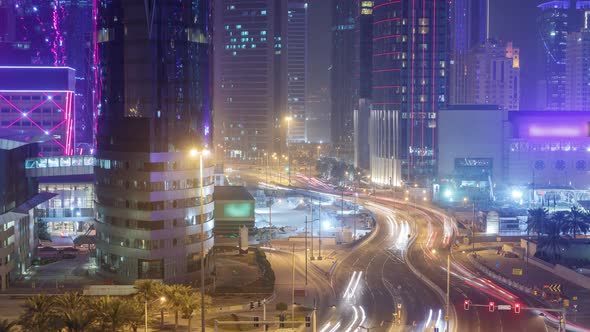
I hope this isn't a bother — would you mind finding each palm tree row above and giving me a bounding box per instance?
[527,206,590,262]
[6,280,211,332]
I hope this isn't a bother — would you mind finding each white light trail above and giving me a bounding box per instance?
[319,322,332,332]
[343,271,358,299]
[344,306,359,332]
[348,271,363,299]
[328,321,341,332]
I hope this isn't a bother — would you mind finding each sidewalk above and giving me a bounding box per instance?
[471,249,590,326]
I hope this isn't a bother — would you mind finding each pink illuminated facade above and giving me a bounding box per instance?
[0,67,75,156]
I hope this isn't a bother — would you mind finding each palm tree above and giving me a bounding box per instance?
[163,284,186,331]
[561,206,589,239]
[134,280,163,300]
[122,296,145,332]
[94,296,135,331]
[538,219,570,263]
[19,294,59,332]
[177,288,200,332]
[53,292,97,332]
[527,207,548,240]
[0,319,16,332]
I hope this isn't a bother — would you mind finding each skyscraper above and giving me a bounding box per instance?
[538,1,570,110]
[287,0,308,143]
[213,0,287,161]
[95,0,213,283]
[450,0,488,105]
[465,41,520,110]
[566,14,590,110]
[353,0,373,170]
[370,0,449,185]
[331,0,357,156]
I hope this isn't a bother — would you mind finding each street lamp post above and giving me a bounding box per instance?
[145,297,166,332]
[285,116,292,186]
[189,148,210,332]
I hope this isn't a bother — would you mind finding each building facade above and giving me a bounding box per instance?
[331,0,357,156]
[353,0,373,170]
[538,1,570,110]
[0,66,76,156]
[449,0,488,105]
[95,0,214,284]
[566,25,590,110]
[213,0,288,161]
[466,41,520,110]
[286,0,308,143]
[370,0,449,186]
[0,130,48,290]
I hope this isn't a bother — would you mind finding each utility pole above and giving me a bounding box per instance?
[305,216,308,285]
[318,196,323,260]
[472,202,476,252]
[268,194,273,247]
[446,251,450,332]
[291,244,296,328]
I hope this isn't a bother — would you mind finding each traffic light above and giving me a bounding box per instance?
[254,317,260,327]
[514,303,521,314]
[464,300,470,311]
[258,300,262,308]
[305,316,311,327]
[250,301,254,310]
[488,301,495,312]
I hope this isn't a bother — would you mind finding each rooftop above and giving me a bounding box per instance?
[213,186,254,201]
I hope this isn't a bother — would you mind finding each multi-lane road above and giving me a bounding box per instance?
[234,166,580,331]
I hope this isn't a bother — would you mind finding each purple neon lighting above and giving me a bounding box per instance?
[92,0,102,147]
[0,90,73,155]
[528,124,589,137]
[373,68,401,73]
[373,51,401,57]
[374,0,401,9]
[373,17,401,25]
[373,34,401,41]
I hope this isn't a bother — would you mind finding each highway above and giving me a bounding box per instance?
[233,167,567,331]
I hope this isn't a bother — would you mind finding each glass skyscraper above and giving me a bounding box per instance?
[370,0,449,185]
[94,0,214,283]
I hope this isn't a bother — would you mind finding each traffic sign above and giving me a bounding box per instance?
[544,284,561,293]
[397,303,402,309]
[512,268,523,276]
[444,315,449,321]
[497,304,512,311]
[563,299,570,307]
[573,296,578,301]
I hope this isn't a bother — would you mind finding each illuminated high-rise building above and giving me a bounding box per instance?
[95,0,214,283]
[538,1,570,110]
[566,12,590,110]
[465,41,520,110]
[449,0,488,105]
[213,0,288,161]
[370,0,449,185]
[331,0,357,156]
[287,0,308,143]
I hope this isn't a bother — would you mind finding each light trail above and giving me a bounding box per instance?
[319,322,332,332]
[348,271,363,300]
[343,271,358,299]
[344,306,359,332]
[328,321,341,332]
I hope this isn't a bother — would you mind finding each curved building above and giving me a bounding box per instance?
[94,0,213,284]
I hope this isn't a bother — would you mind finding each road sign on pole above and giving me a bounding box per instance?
[497,304,512,311]
[512,268,523,276]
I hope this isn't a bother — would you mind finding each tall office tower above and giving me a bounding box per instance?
[353,0,373,170]
[465,41,521,110]
[538,1,570,110]
[331,0,357,157]
[449,0,488,104]
[95,0,214,284]
[286,0,307,143]
[370,0,449,186]
[566,14,590,110]
[214,0,287,161]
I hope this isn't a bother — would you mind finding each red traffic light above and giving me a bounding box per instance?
[514,303,521,314]
[488,301,495,312]
[464,300,470,311]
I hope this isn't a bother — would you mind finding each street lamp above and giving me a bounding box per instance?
[145,296,166,332]
[285,116,293,186]
[188,148,210,332]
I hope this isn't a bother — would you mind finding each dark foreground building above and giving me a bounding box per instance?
[94,0,214,284]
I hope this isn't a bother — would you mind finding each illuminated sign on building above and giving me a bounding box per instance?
[223,203,253,219]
